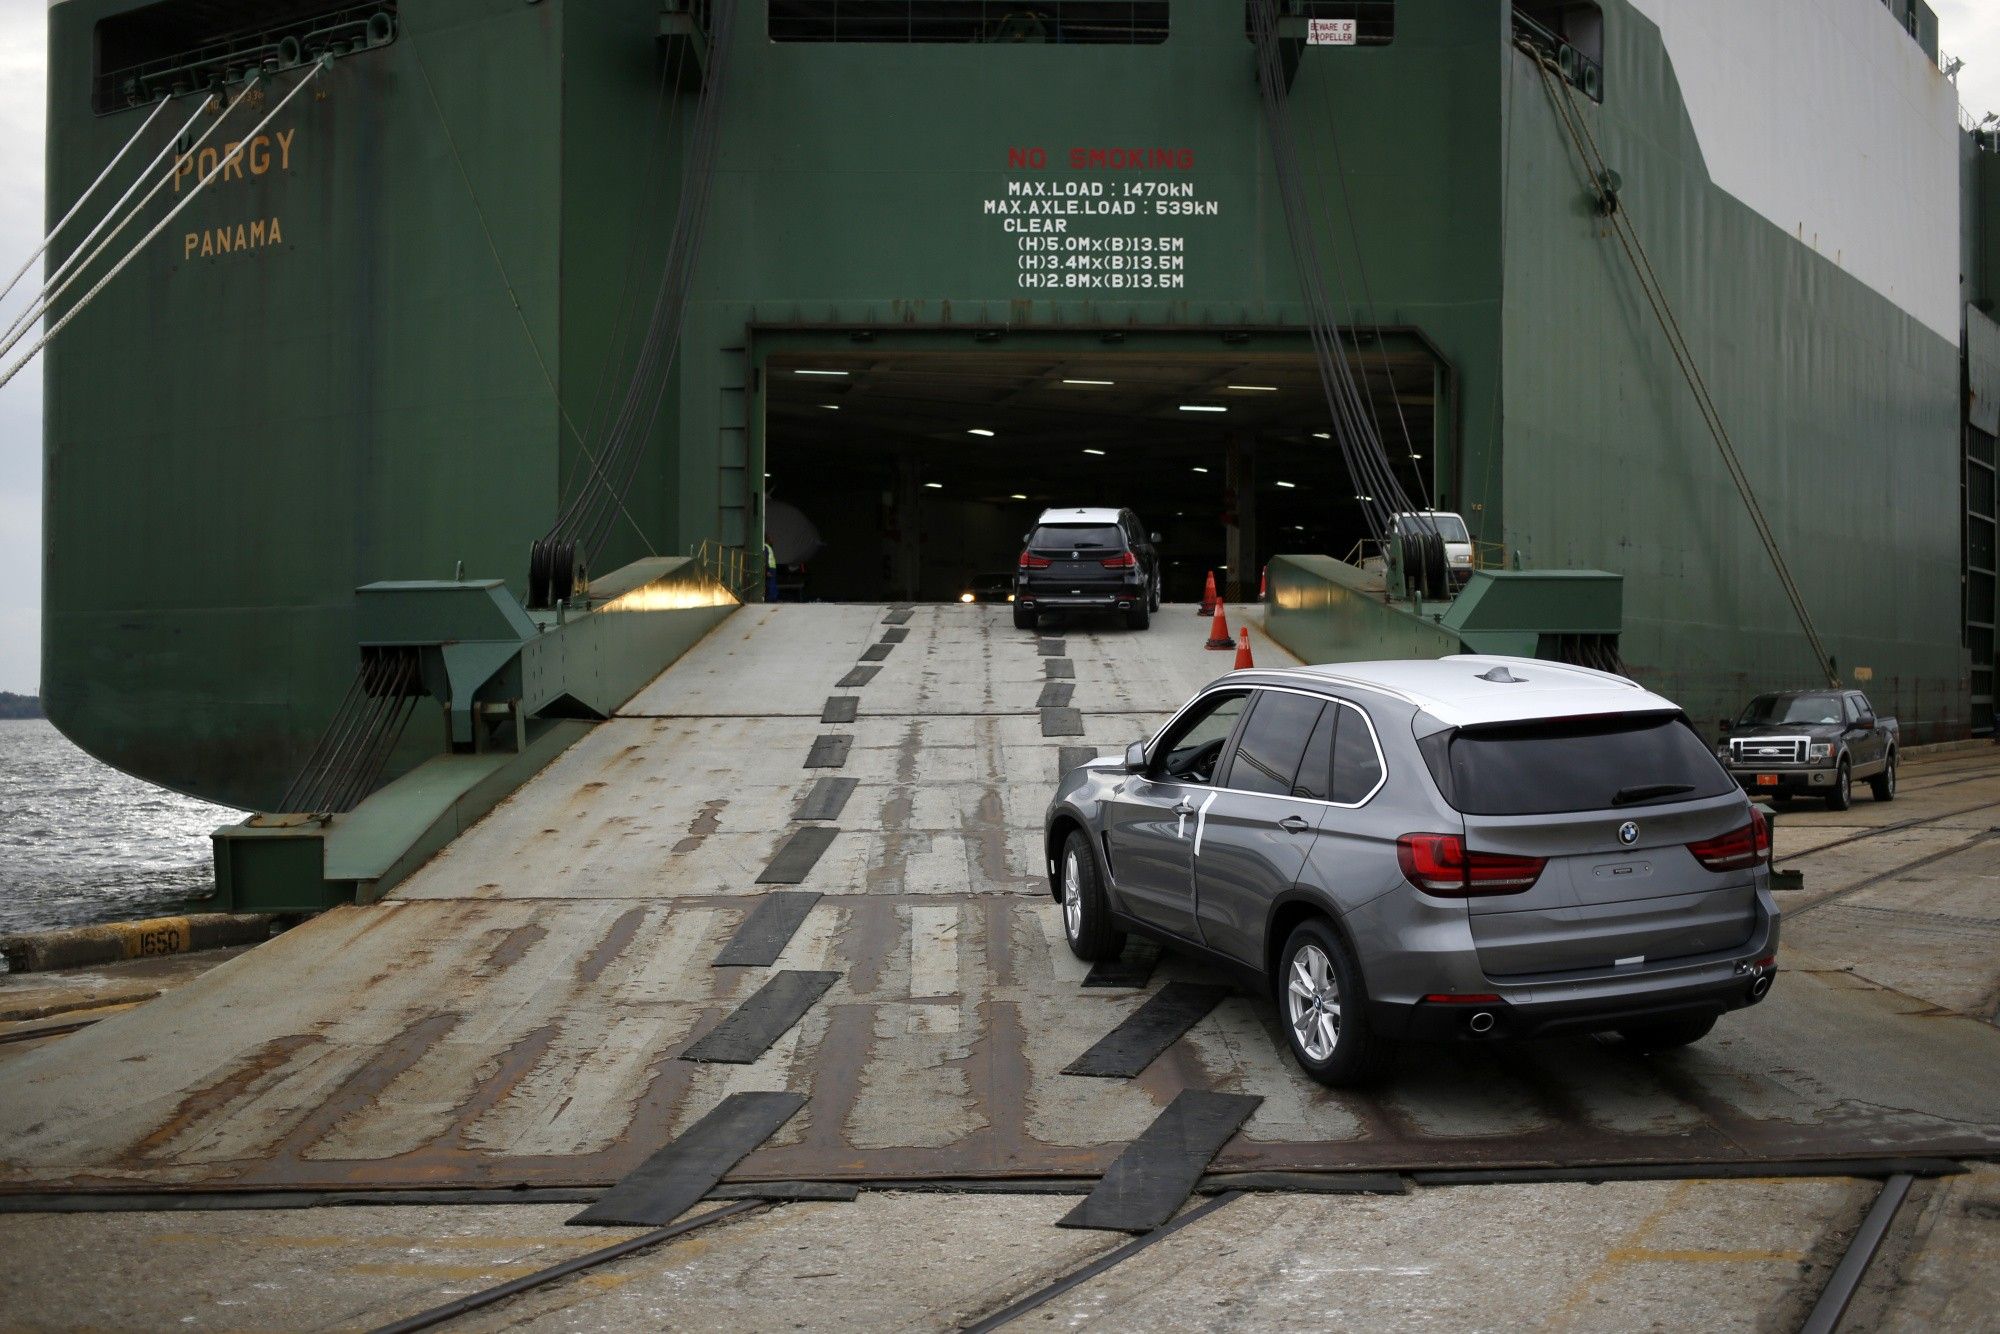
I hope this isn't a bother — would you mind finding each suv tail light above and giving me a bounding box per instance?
[1686,809,1770,872]
[1396,833,1546,896]
[1100,551,1138,569]
[1018,550,1050,570]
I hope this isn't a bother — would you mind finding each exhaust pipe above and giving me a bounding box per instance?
[1747,974,1773,1001]
[1468,1011,1496,1034]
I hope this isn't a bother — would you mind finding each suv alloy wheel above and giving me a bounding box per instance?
[1277,919,1388,1087]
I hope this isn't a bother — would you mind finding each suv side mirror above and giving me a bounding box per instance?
[1124,740,1148,773]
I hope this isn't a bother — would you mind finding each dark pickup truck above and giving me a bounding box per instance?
[1718,688,1898,811]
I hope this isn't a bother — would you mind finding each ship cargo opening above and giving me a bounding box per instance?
[760,336,1442,604]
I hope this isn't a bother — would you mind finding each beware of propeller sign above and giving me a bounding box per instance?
[1307,18,1358,45]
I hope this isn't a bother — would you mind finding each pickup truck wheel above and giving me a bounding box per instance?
[1058,829,1124,963]
[1826,760,1852,811]
[1869,751,1897,802]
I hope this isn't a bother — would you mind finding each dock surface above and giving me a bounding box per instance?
[3,604,1997,1328]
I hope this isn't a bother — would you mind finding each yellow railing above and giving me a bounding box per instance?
[688,540,755,597]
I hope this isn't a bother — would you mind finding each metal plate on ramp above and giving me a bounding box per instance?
[1041,708,1084,738]
[570,1091,807,1226]
[679,971,841,1064]
[758,827,840,884]
[1062,983,1233,1078]
[793,777,858,822]
[1058,1090,1262,1233]
[805,736,852,769]
[713,894,822,968]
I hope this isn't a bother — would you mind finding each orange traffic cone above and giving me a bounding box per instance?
[1198,570,1218,617]
[1234,627,1255,670]
[1205,602,1234,650]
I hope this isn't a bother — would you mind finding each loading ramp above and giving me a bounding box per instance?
[1,605,1996,1196]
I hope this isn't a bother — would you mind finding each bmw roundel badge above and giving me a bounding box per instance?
[1618,821,1640,846]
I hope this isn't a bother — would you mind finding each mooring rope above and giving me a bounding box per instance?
[0,89,226,353]
[0,63,324,392]
[0,95,173,312]
[1523,41,1838,687]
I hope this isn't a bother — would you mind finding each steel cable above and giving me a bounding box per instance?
[1248,0,1428,554]
[541,0,739,583]
[0,66,324,391]
[554,32,693,516]
[280,651,423,816]
[0,95,174,313]
[1524,45,1837,686]
[0,83,254,359]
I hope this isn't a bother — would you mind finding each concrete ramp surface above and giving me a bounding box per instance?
[2,605,1997,1193]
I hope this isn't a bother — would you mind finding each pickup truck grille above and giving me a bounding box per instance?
[1730,736,1808,765]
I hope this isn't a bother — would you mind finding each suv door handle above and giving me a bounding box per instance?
[1278,815,1312,834]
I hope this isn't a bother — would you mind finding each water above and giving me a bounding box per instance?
[0,719,238,943]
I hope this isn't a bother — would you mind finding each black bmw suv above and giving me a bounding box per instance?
[1014,507,1161,631]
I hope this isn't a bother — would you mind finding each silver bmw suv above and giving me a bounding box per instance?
[1044,656,1780,1086]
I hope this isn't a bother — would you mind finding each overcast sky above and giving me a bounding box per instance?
[1,7,1999,693]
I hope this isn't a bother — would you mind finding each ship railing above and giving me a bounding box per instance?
[95,5,396,115]
[1344,538,1385,568]
[689,540,756,597]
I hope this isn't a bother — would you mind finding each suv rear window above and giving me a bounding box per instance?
[1030,525,1123,550]
[1421,714,1734,815]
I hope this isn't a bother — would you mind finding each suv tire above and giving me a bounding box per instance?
[1126,601,1150,631]
[1013,603,1036,632]
[1826,759,1852,811]
[1616,1014,1716,1052]
[1277,918,1390,1088]
[1058,829,1124,962]
[1148,575,1161,613]
[1869,751,1896,802]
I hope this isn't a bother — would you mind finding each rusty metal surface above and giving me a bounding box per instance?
[1,607,1997,1194]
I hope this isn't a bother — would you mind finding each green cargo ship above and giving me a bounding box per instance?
[37,0,1999,812]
